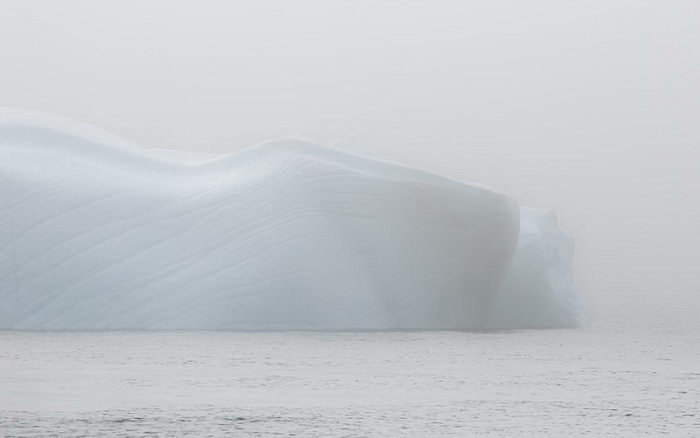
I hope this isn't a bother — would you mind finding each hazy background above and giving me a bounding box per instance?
[1,0,698,318]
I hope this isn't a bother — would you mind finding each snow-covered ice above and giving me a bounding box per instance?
[0,109,580,329]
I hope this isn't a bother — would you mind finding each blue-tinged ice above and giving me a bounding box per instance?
[0,109,580,329]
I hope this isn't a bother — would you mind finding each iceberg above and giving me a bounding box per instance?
[0,109,580,330]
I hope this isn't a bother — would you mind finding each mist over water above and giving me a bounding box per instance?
[2,1,698,318]
[1,3,699,437]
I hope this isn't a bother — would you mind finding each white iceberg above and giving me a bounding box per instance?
[0,109,580,330]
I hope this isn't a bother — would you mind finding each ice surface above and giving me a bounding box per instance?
[0,109,580,329]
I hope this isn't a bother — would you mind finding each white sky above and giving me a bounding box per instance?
[1,0,698,316]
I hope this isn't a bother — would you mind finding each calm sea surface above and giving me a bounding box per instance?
[1,314,698,437]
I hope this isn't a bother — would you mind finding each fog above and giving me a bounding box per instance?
[1,0,698,317]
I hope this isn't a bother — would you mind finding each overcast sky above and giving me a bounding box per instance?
[1,0,698,316]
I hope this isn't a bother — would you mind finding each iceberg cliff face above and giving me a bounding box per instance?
[0,109,579,329]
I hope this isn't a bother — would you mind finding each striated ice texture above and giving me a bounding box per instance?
[0,109,580,330]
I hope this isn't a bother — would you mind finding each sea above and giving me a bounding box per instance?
[1,312,698,437]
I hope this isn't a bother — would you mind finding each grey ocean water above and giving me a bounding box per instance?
[1,313,698,437]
